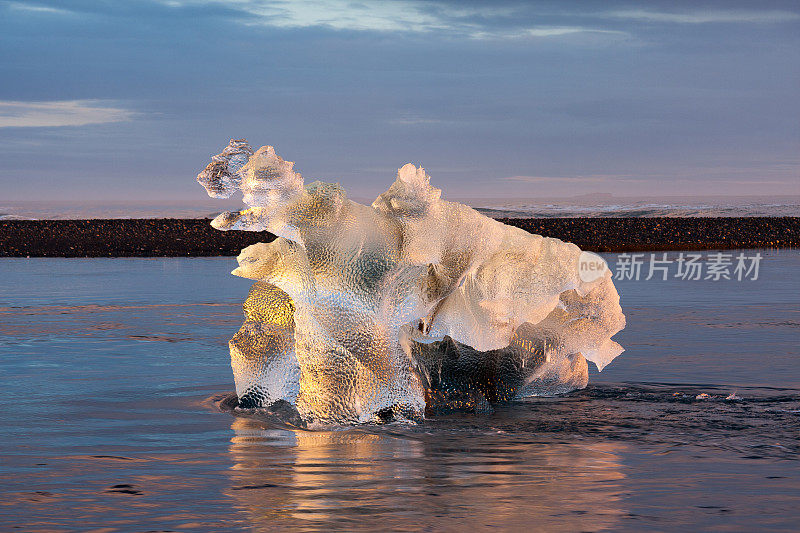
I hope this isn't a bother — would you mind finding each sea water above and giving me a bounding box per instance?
[0,251,798,531]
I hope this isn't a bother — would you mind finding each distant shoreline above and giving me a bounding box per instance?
[1,217,798,257]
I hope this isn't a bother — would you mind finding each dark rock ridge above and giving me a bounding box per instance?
[0,217,797,257]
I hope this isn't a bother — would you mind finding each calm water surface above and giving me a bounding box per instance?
[1,251,798,531]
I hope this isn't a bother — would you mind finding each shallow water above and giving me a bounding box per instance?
[1,251,798,531]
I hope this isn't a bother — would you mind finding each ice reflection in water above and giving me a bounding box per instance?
[226,417,626,531]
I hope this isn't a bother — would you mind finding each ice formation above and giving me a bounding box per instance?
[197,140,625,425]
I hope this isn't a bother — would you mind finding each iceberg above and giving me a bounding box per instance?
[197,140,625,424]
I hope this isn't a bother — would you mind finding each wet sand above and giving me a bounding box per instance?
[1,217,798,257]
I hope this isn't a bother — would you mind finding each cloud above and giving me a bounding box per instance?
[502,175,639,184]
[5,1,73,15]
[606,9,800,24]
[522,27,625,38]
[0,100,134,128]
[242,0,442,32]
[158,0,446,31]
[150,1,800,38]
[154,0,627,40]
[470,26,630,41]
[389,115,445,126]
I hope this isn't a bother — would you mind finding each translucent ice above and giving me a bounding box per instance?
[198,140,625,424]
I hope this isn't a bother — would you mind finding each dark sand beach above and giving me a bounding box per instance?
[1,217,798,257]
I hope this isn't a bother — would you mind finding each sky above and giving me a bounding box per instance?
[1,0,798,204]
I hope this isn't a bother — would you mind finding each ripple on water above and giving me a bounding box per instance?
[211,382,799,531]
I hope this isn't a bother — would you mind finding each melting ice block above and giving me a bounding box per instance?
[197,140,625,424]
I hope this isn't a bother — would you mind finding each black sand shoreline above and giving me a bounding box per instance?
[1,217,798,257]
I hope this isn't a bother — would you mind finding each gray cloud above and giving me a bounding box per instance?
[605,9,800,24]
[0,100,134,128]
[150,0,633,40]
[148,1,800,34]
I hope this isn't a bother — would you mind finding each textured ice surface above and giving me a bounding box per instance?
[198,140,625,424]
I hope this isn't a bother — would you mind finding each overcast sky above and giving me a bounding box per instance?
[1,0,798,203]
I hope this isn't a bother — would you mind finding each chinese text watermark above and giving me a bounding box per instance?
[611,252,762,281]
